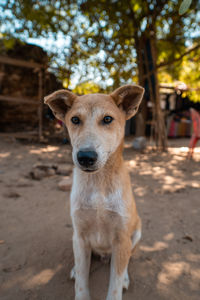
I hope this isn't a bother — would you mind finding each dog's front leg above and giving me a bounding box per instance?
[73,233,91,300]
[106,237,132,300]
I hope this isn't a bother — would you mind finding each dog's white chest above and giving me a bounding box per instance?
[71,171,128,217]
[71,187,126,216]
[70,171,127,218]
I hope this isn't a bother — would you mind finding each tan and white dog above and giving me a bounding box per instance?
[44,84,144,300]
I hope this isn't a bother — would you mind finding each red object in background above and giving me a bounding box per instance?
[188,108,200,156]
[190,108,200,138]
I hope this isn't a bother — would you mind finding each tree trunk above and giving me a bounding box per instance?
[135,36,147,137]
[135,34,167,151]
[150,36,167,151]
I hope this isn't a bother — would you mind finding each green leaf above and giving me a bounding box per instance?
[179,0,192,15]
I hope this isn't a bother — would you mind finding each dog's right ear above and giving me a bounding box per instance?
[44,89,77,121]
[110,84,144,120]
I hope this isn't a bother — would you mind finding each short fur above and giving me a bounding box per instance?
[44,84,144,300]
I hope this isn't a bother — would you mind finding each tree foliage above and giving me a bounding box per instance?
[1,0,200,150]
[0,0,200,97]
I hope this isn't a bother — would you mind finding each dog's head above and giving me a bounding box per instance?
[44,85,144,173]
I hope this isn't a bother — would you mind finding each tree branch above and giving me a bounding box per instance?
[157,44,200,68]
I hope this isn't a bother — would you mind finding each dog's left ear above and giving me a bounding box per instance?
[44,89,77,122]
[110,84,144,120]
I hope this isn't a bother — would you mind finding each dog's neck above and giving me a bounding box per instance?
[103,140,124,172]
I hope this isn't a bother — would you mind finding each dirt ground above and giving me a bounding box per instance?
[0,137,200,300]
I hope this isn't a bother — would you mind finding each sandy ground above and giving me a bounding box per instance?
[0,137,200,300]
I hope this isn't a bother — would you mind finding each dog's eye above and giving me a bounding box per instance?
[71,116,80,125]
[103,116,113,124]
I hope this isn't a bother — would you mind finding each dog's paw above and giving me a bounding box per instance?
[123,271,130,290]
[70,266,75,280]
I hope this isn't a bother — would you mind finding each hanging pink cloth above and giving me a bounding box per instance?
[189,108,200,150]
[190,108,200,137]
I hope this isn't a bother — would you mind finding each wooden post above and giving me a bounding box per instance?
[138,33,167,151]
[143,38,157,148]
[150,36,167,151]
[135,36,147,137]
[38,70,43,141]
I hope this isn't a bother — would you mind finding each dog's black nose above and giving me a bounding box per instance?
[77,150,98,167]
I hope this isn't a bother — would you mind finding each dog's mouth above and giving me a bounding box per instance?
[76,163,99,173]
[80,167,98,173]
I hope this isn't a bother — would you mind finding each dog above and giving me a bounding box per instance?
[44,84,144,300]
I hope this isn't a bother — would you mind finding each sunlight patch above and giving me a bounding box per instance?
[129,160,136,167]
[158,261,190,286]
[25,265,62,288]
[140,241,168,252]
[0,152,10,158]
[163,233,174,241]
[30,146,59,154]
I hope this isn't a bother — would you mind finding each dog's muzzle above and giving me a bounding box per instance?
[77,149,98,171]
